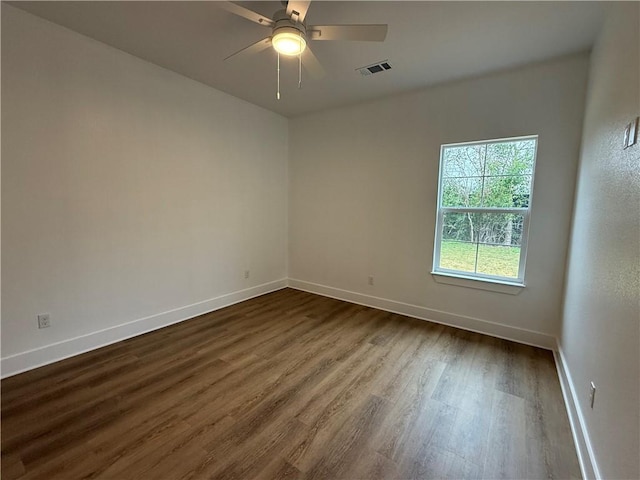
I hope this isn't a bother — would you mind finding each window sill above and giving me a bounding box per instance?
[431,272,524,295]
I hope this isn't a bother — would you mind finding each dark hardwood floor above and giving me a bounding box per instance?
[1,288,580,479]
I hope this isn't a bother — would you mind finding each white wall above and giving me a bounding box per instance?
[560,3,639,479]
[289,54,589,346]
[1,5,288,375]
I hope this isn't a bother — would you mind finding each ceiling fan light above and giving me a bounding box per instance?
[272,31,306,56]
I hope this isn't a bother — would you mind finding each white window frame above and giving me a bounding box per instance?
[432,135,538,287]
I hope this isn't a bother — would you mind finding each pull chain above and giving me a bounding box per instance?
[277,52,281,100]
[298,31,302,89]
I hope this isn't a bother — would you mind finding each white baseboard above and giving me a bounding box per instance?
[287,278,556,350]
[1,279,288,379]
[554,344,601,480]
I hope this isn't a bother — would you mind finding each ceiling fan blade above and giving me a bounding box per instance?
[217,2,275,28]
[286,0,311,23]
[224,37,272,61]
[301,47,325,79]
[308,25,388,42]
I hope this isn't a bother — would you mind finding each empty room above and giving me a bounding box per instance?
[1,1,638,479]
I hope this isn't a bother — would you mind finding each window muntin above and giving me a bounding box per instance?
[433,136,537,284]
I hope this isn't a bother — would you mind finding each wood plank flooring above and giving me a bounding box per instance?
[1,288,581,479]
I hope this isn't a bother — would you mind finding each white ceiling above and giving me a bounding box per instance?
[8,1,606,117]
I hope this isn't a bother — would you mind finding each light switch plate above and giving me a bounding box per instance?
[629,117,638,147]
[624,117,639,149]
[624,124,630,148]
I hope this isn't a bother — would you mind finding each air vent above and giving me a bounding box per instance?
[357,60,392,77]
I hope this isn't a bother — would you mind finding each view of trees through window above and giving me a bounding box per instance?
[436,137,537,280]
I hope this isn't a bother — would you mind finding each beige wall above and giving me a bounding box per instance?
[560,3,640,479]
[1,5,288,374]
[289,54,589,344]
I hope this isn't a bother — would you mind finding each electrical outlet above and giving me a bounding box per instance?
[368,275,374,286]
[37,313,51,329]
[244,270,250,279]
[589,381,596,409]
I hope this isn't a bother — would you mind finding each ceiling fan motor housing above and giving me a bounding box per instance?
[273,9,306,32]
[274,23,306,38]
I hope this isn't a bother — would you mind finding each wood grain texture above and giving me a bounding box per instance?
[1,288,581,479]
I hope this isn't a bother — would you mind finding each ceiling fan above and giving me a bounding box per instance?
[219,1,388,97]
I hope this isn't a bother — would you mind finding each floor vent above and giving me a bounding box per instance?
[357,60,392,77]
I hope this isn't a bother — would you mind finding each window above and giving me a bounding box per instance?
[433,136,538,285]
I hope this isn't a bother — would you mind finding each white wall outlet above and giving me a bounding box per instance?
[368,275,374,286]
[37,313,51,329]
[589,381,596,408]
[244,270,250,279]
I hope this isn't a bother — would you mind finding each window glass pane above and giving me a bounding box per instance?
[485,140,536,176]
[439,240,477,274]
[476,213,524,247]
[441,177,482,207]
[442,144,485,178]
[481,175,532,208]
[476,244,520,278]
[442,212,475,242]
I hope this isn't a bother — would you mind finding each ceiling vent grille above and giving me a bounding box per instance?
[357,60,392,77]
